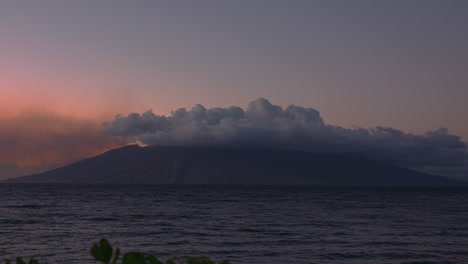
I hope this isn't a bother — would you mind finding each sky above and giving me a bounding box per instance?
[1,1,467,179]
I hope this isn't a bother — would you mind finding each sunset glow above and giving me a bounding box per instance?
[1,2,468,264]
[1,1,467,180]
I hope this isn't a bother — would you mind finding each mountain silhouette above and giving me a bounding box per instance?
[4,145,466,186]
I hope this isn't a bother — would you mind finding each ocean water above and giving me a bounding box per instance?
[0,184,467,264]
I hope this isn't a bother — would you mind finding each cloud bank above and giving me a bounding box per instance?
[103,98,468,175]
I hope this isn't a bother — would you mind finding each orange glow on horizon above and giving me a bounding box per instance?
[1,80,132,166]
[0,75,183,166]
[0,111,128,166]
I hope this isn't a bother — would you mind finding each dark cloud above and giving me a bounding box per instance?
[103,98,468,177]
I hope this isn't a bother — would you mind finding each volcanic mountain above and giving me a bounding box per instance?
[4,145,466,186]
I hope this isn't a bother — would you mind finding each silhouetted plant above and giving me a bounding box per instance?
[3,257,39,264]
[91,239,230,264]
[3,239,230,264]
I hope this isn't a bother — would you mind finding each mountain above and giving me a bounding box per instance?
[3,145,466,186]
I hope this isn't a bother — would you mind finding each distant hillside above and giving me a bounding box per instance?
[4,145,466,186]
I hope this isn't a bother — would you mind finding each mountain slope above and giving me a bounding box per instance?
[4,145,466,186]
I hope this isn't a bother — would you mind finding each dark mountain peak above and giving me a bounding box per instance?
[101,144,142,155]
[3,145,466,186]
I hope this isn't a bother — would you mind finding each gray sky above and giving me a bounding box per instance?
[1,1,467,177]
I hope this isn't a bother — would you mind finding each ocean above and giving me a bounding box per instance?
[0,184,467,264]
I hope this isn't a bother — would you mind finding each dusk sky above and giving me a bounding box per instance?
[1,1,467,179]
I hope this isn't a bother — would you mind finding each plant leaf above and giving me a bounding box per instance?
[165,257,179,264]
[187,256,214,264]
[145,254,162,264]
[15,257,26,264]
[91,239,113,263]
[122,252,146,264]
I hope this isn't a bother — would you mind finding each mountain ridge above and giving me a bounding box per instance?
[3,145,466,186]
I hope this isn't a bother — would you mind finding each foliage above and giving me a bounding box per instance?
[3,258,39,264]
[3,239,230,264]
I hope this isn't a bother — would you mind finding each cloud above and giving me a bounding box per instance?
[0,112,127,167]
[103,98,468,176]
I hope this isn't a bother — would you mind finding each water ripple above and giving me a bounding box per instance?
[0,184,467,264]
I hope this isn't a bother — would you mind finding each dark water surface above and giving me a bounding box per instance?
[0,184,467,264]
